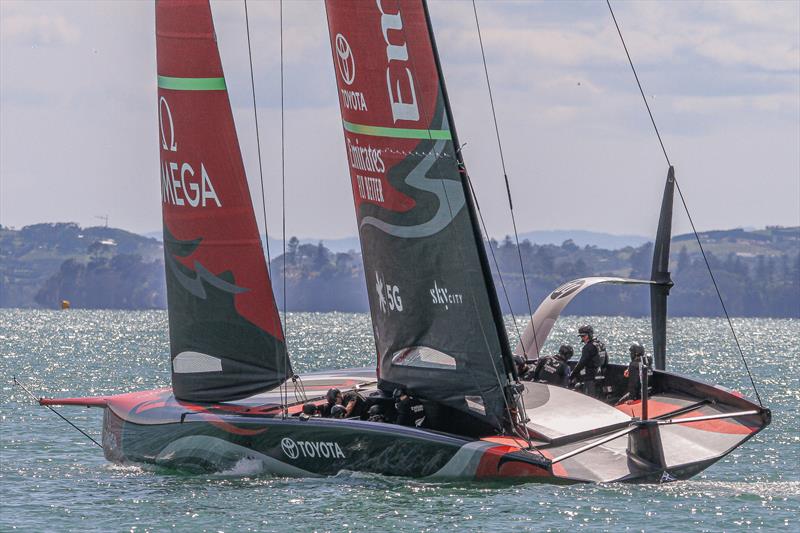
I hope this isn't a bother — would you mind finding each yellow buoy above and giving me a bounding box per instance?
[61,300,71,310]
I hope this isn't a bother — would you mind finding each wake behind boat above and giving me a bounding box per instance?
[38,0,769,484]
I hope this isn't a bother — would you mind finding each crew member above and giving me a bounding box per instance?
[299,402,318,421]
[571,325,603,398]
[320,388,343,418]
[343,390,367,419]
[514,355,535,381]
[618,343,650,404]
[330,404,347,419]
[532,344,573,387]
[366,404,386,423]
[393,388,424,427]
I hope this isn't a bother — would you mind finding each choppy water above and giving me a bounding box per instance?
[1,310,798,531]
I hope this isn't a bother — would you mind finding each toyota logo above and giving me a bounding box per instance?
[335,33,356,86]
[281,437,299,459]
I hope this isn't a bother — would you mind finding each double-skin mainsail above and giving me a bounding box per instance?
[325,0,516,431]
[156,0,290,402]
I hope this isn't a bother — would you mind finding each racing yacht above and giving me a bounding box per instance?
[40,0,769,483]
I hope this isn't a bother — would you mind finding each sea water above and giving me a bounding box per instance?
[1,310,797,531]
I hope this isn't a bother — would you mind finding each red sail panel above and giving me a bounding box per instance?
[156,0,290,402]
[325,0,510,429]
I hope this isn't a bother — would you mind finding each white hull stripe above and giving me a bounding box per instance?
[426,441,497,479]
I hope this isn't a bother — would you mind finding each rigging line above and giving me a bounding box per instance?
[673,180,763,406]
[278,0,289,418]
[606,0,763,406]
[13,377,102,449]
[465,176,524,356]
[243,0,272,275]
[606,0,670,167]
[471,0,538,358]
[465,174,535,447]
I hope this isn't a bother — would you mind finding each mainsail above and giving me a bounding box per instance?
[156,0,290,402]
[325,0,514,429]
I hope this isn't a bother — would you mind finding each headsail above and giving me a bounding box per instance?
[325,0,514,429]
[650,166,675,370]
[156,0,291,402]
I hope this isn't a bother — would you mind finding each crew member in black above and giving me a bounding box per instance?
[571,325,601,398]
[617,343,650,404]
[342,390,367,419]
[393,388,424,427]
[299,402,318,421]
[366,404,386,423]
[514,355,536,381]
[532,344,573,386]
[320,388,343,418]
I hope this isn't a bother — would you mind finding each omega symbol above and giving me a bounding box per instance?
[158,96,177,152]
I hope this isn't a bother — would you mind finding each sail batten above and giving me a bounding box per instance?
[156,0,290,402]
[325,0,511,429]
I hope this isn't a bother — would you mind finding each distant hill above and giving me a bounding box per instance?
[144,229,650,256]
[270,226,798,317]
[516,230,650,250]
[672,226,799,257]
[141,230,362,258]
[2,223,797,317]
[1,223,164,309]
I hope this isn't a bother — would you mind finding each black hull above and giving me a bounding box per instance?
[103,409,556,481]
[45,366,769,483]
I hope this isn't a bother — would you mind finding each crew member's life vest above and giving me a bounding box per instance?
[592,339,608,376]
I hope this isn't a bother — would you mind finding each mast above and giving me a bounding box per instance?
[420,0,517,381]
[650,166,675,370]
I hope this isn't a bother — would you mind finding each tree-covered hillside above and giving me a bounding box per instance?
[1,223,164,309]
[1,223,797,317]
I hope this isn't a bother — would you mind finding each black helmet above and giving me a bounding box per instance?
[578,325,594,338]
[392,388,407,401]
[367,404,383,417]
[558,344,574,360]
[326,388,341,405]
[513,355,525,367]
[629,342,645,358]
[330,404,347,418]
[302,402,317,416]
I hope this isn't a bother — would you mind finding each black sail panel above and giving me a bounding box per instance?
[325,0,510,429]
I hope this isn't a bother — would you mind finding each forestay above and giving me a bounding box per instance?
[325,0,513,429]
[156,0,290,402]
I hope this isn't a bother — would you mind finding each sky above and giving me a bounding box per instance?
[1,0,798,242]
